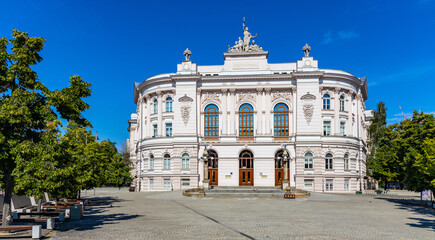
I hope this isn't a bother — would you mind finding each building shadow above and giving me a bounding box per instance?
[375,197,435,231]
[58,196,141,232]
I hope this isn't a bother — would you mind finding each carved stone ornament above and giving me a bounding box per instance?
[272,90,292,105]
[183,48,191,61]
[301,92,316,124]
[303,43,311,57]
[202,92,221,104]
[228,18,264,53]
[238,92,256,103]
[179,94,193,126]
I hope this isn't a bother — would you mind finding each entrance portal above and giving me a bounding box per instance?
[208,150,218,186]
[239,150,254,186]
[275,149,289,186]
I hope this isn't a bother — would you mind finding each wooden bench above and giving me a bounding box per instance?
[0,225,42,239]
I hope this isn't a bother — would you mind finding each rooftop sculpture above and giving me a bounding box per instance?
[228,18,263,53]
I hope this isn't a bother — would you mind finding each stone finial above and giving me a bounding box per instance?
[303,43,311,57]
[183,48,191,61]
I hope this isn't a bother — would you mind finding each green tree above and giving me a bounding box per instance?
[0,30,91,226]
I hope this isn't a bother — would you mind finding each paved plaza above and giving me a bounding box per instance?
[50,188,435,240]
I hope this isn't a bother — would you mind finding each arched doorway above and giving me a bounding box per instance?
[239,150,254,186]
[275,149,289,186]
[208,150,218,186]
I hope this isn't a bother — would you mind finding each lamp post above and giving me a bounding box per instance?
[202,144,210,189]
[282,144,290,189]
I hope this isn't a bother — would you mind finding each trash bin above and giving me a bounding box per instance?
[355,191,362,195]
[70,205,83,220]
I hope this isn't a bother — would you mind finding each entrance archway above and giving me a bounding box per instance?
[239,150,254,186]
[208,150,218,186]
[275,149,289,186]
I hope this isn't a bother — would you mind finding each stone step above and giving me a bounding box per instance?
[205,192,284,199]
[206,186,284,194]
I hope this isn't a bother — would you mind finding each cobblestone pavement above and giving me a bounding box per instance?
[50,188,435,240]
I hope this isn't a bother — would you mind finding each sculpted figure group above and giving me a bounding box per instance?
[228,18,263,53]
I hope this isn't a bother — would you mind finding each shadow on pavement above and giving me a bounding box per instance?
[58,196,141,232]
[376,197,435,231]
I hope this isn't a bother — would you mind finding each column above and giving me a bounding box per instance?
[334,87,340,135]
[265,87,271,135]
[261,90,266,135]
[256,87,263,135]
[157,91,163,137]
[229,88,236,135]
[146,96,151,138]
[221,89,228,135]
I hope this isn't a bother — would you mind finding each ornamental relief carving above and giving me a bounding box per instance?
[201,92,221,105]
[272,90,292,106]
[178,94,193,126]
[237,92,256,103]
[301,92,316,124]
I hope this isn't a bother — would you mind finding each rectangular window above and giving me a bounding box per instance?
[149,178,154,190]
[305,157,313,169]
[325,179,333,191]
[163,179,171,190]
[340,122,346,136]
[325,158,333,170]
[344,179,350,191]
[165,123,172,137]
[181,179,190,190]
[149,157,154,170]
[323,121,331,136]
[344,158,349,170]
[304,179,313,191]
[153,124,157,138]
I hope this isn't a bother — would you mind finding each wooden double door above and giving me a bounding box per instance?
[239,150,254,186]
[208,150,218,186]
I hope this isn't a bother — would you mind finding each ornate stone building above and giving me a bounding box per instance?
[127,22,372,193]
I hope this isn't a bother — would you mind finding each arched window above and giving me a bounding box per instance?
[274,103,289,137]
[304,153,313,169]
[323,94,331,110]
[339,95,345,111]
[166,97,173,112]
[239,103,254,137]
[344,153,349,170]
[325,153,333,170]
[163,154,171,170]
[239,150,254,169]
[208,150,218,169]
[275,149,285,169]
[181,153,189,169]
[153,99,158,114]
[204,104,219,137]
[149,155,154,170]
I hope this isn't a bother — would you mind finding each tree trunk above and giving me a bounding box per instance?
[1,170,13,226]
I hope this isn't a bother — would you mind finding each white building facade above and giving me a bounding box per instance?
[127,26,372,193]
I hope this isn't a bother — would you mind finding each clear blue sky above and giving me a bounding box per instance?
[2,0,435,147]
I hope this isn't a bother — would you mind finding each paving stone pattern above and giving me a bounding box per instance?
[51,188,435,240]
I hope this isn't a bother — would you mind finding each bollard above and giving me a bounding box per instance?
[47,218,55,230]
[58,212,65,222]
[65,209,70,218]
[32,225,42,239]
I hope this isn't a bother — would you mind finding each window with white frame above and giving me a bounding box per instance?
[323,94,331,110]
[325,179,333,191]
[304,152,313,169]
[181,153,190,170]
[165,97,173,112]
[163,179,171,190]
[304,179,313,191]
[339,95,345,111]
[344,153,349,170]
[325,153,333,170]
[163,154,171,170]
[153,99,158,114]
[340,121,346,136]
[323,121,331,136]
[153,124,157,138]
[344,178,350,191]
[181,179,190,190]
[149,155,154,170]
[165,123,172,137]
[149,178,154,190]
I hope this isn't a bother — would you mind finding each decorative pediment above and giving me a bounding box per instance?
[178,94,193,102]
[301,92,316,100]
